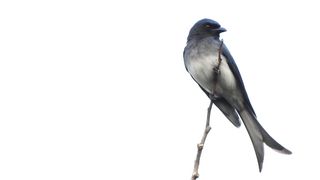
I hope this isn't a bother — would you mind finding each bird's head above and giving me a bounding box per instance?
[187,19,226,41]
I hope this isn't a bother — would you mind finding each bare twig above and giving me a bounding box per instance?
[213,39,224,94]
[217,39,224,70]
[191,40,224,180]
[191,100,213,180]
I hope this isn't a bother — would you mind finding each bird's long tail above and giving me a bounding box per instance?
[238,109,292,172]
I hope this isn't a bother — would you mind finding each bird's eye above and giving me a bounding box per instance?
[205,24,212,28]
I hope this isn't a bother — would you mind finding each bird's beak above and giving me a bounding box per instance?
[217,27,227,33]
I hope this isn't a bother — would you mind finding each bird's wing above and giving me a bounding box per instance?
[221,44,256,116]
[213,98,241,127]
[192,75,241,128]
[197,84,241,127]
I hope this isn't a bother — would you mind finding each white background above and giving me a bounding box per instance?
[1,0,319,179]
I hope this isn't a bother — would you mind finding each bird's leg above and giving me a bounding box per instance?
[191,100,213,180]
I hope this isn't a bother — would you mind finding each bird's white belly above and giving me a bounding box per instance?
[186,54,237,96]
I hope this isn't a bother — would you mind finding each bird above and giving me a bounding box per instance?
[183,18,291,172]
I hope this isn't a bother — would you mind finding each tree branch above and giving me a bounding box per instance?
[191,40,224,180]
[213,39,224,95]
[191,100,213,180]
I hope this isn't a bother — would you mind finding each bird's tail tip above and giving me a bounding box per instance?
[275,147,292,155]
[258,163,263,172]
[257,147,291,172]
